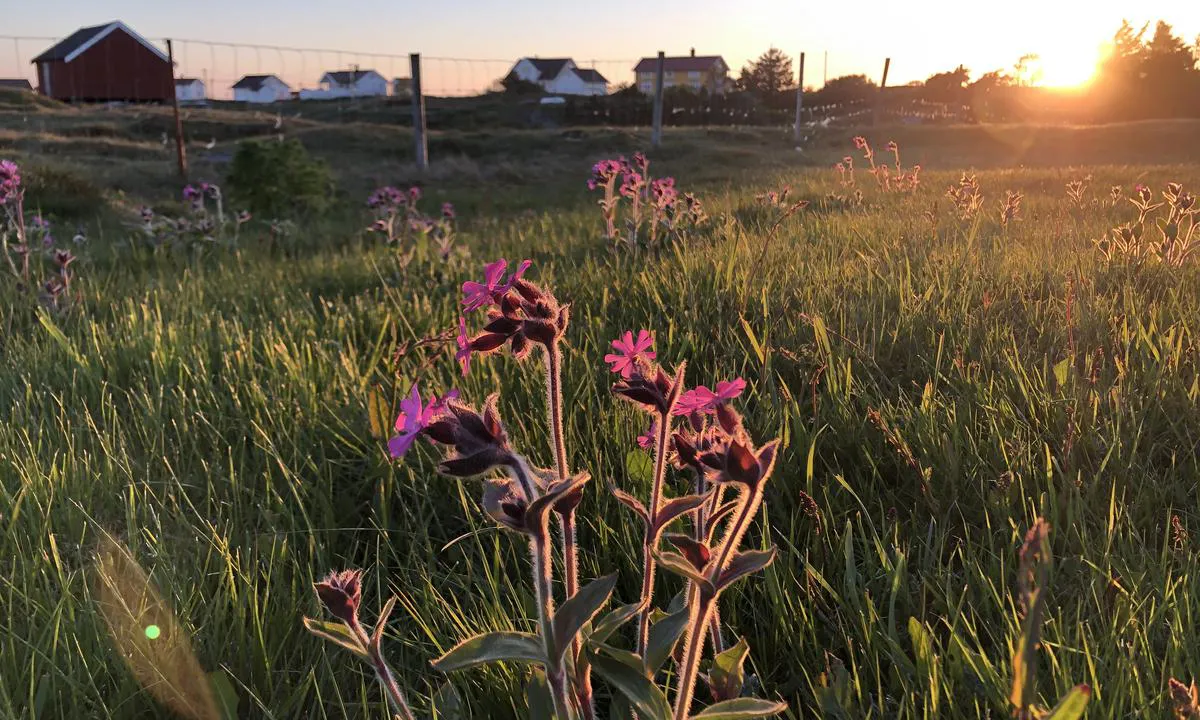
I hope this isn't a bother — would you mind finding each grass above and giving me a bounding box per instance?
[2,99,1200,718]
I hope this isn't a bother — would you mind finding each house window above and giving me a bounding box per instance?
[688,71,701,80]
[639,82,653,94]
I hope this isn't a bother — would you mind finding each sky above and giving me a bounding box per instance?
[3,0,1198,97]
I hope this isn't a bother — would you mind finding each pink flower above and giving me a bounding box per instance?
[455,316,471,376]
[462,259,509,312]
[604,330,656,379]
[388,385,457,458]
[673,377,746,416]
[498,259,532,294]
[637,419,657,449]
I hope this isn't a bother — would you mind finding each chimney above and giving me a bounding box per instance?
[690,48,695,57]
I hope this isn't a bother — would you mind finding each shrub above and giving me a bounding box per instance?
[21,164,106,220]
[225,139,334,218]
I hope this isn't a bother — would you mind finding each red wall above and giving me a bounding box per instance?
[40,30,172,102]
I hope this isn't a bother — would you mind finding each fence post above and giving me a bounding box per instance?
[792,52,806,145]
[651,51,665,148]
[410,53,428,170]
[166,39,188,183]
[874,57,891,126]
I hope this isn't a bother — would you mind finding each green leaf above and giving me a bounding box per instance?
[432,632,545,672]
[370,595,397,654]
[715,548,777,591]
[431,682,466,720]
[367,385,390,440]
[552,574,618,662]
[707,637,750,702]
[208,670,239,720]
[655,551,715,595]
[590,648,672,720]
[611,485,650,526]
[690,698,788,719]
[587,600,645,647]
[527,669,555,720]
[626,449,654,485]
[302,617,366,658]
[645,606,690,673]
[1044,685,1091,720]
[652,493,712,538]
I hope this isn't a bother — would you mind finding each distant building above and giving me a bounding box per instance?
[299,69,388,99]
[507,58,608,96]
[633,50,729,95]
[0,79,34,92]
[31,21,172,102]
[175,77,205,104]
[232,74,291,104]
[392,77,413,99]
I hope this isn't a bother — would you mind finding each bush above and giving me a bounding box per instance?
[225,139,334,218]
[21,164,106,220]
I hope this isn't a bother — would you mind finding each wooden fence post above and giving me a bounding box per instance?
[410,53,428,170]
[651,51,665,148]
[166,39,188,183]
[874,57,891,126]
[793,52,806,145]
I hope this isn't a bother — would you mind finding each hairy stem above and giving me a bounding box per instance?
[348,619,416,720]
[671,587,714,720]
[636,410,672,663]
[545,342,591,718]
[533,529,573,720]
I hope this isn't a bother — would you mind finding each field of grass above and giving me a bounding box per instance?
[3,90,1200,718]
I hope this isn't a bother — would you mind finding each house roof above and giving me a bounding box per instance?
[572,68,608,84]
[31,21,169,64]
[175,77,202,86]
[525,58,571,80]
[633,56,726,73]
[0,79,33,91]
[232,74,285,91]
[322,69,380,85]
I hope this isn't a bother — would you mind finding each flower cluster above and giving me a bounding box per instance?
[455,258,568,370]
[946,173,984,219]
[999,190,1023,228]
[1065,176,1091,209]
[852,137,920,193]
[1,159,81,310]
[365,185,460,261]
[587,153,705,248]
[136,182,252,248]
[1096,181,1198,266]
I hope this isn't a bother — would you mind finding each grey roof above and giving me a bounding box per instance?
[572,68,607,84]
[526,58,570,80]
[175,77,202,86]
[232,74,283,91]
[634,56,727,73]
[31,23,112,63]
[324,69,379,85]
[0,79,33,90]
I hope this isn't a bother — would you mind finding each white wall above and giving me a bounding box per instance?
[547,70,607,96]
[176,82,206,102]
[511,60,540,83]
[234,80,290,104]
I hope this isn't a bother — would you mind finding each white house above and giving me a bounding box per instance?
[232,74,291,104]
[174,77,205,104]
[507,58,608,96]
[299,69,388,100]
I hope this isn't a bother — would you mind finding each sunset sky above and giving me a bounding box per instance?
[3,0,1197,96]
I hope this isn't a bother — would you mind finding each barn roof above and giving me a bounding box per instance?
[0,79,34,91]
[175,77,203,86]
[322,69,380,85]
[525,58,571,80]
[572,68,608,84]
[31,21,169,64]
[633,56,726,73]
[232,74,284,91]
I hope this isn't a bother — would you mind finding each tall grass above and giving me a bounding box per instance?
[2,160,1199,718]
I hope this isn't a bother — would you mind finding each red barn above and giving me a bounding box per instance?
[32,21,172,102]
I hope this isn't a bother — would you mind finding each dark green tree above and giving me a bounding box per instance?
[924,65,971,103]
[736,48,796,106]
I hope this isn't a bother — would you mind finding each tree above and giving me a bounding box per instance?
[736,47,796,105]
[499,73,542,95]
[924,65,971,102]
[811,74,877,105]
[1013,53,1043,87]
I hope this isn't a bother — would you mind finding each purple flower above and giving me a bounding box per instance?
[442,202,456,220]
[0,159,20,203]
[182,185,202,202]
[674,377,746,416]
[388,384,457,459]
[455,316,472,377]
[30,215,49,231]
[632,152,648,174]
[604,330,656,379]
[637,419,657,449]
[651,177,678,208]
[462,259,509,312]
[588,159,623,190]
[620,172,645,199]
[498,259,532,294]
[408,186,422,203]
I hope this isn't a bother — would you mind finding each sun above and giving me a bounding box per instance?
[1031,49,1100,89]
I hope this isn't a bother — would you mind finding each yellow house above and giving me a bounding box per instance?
[634,50,729,95]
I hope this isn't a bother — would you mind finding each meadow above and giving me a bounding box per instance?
[2,89,1200,718]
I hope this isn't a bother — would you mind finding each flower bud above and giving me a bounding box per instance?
[314,569,363,625]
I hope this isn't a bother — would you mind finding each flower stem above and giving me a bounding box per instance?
[349,619,416,720]
[636,410,672,664]
[671,587,714,720]
[533,530,574,720]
